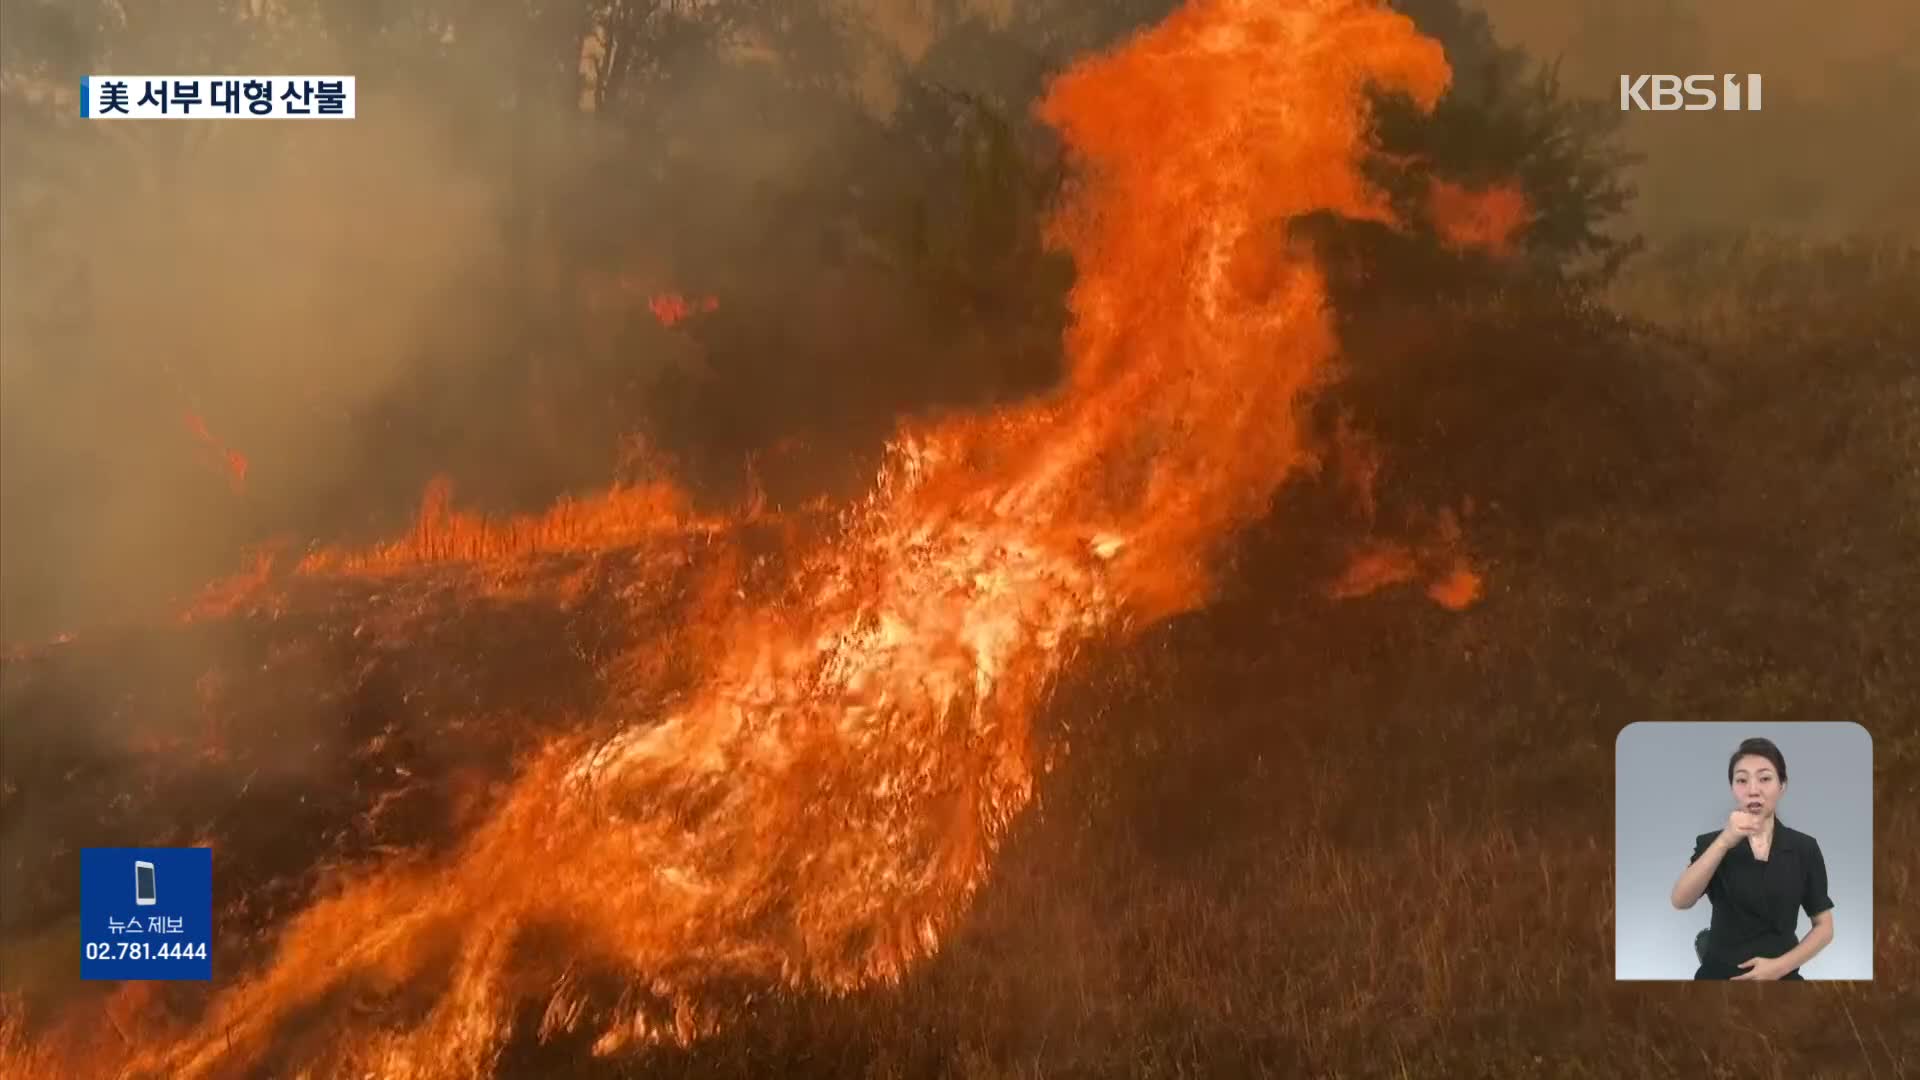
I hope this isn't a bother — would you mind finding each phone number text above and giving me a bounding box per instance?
[84,941,208,961]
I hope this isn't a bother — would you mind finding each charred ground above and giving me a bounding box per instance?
[4,238,1915,1077]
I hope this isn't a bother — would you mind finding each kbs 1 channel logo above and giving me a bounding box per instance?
[1620,73,1763,112]
[80,848,213,980]
[80,75,355,119]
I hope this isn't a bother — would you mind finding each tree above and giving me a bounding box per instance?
[1377,0,1641,285]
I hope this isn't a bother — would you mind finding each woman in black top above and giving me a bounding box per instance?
[1669,737,1836,980]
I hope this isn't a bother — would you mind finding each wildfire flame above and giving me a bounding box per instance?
[1427,178,1531,258]
[26,2,1469,1075]
[183,412,248,495]
[1326,508,1484,611]
[648,291,720,328]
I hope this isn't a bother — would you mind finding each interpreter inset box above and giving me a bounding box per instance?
[1615,722,1872,981]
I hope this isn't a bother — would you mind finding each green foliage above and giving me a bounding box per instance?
[890,84,1071,366]
[917,0,1642,290]
[1373,0,1641,284]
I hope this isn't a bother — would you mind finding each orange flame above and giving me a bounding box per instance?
[1427,178,1531,257]
[293,475,696,576]
[34,3,1470,1075]
[1327,507,1482,610]
[183,411,249,495]
[1426,560,1483,610]
[649,291,720,328]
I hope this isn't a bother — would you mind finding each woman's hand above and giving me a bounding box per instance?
[1732,955,1791,981]
[1717,810,1763,850]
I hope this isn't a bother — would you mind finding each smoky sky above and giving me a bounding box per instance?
[1,73,519,641]
[0,4,896,642]
[1469,0,1920,235]
[3,0,1914,644]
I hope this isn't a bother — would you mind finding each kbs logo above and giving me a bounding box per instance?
[1619,74,1763,111]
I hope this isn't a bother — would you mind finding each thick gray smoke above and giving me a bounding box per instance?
[0,98,512,639]
[7,0,1911,644]
[0,2,921,642]
[0,8,547,640]
[1469,0,1920,237]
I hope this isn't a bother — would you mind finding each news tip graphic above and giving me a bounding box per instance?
[80,847,212,981]
[81,76,355,119]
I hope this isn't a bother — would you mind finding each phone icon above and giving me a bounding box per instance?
[134,861,157,906]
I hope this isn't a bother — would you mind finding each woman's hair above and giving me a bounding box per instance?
[1728,737,1788,784]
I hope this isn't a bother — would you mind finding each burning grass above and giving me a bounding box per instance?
[7,233,1913,1074]
[494,236,1917,1074]
[291,476,697,576]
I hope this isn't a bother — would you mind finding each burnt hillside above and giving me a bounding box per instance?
[4,238,1916,1077]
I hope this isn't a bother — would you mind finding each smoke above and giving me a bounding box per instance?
[11,0,1663,647]
[1467,0,1920,237]
[0,2,956,644]
[0,15,526,641]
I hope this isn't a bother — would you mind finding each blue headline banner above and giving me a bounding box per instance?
[81,76,356,119]
[80,847,212,980]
